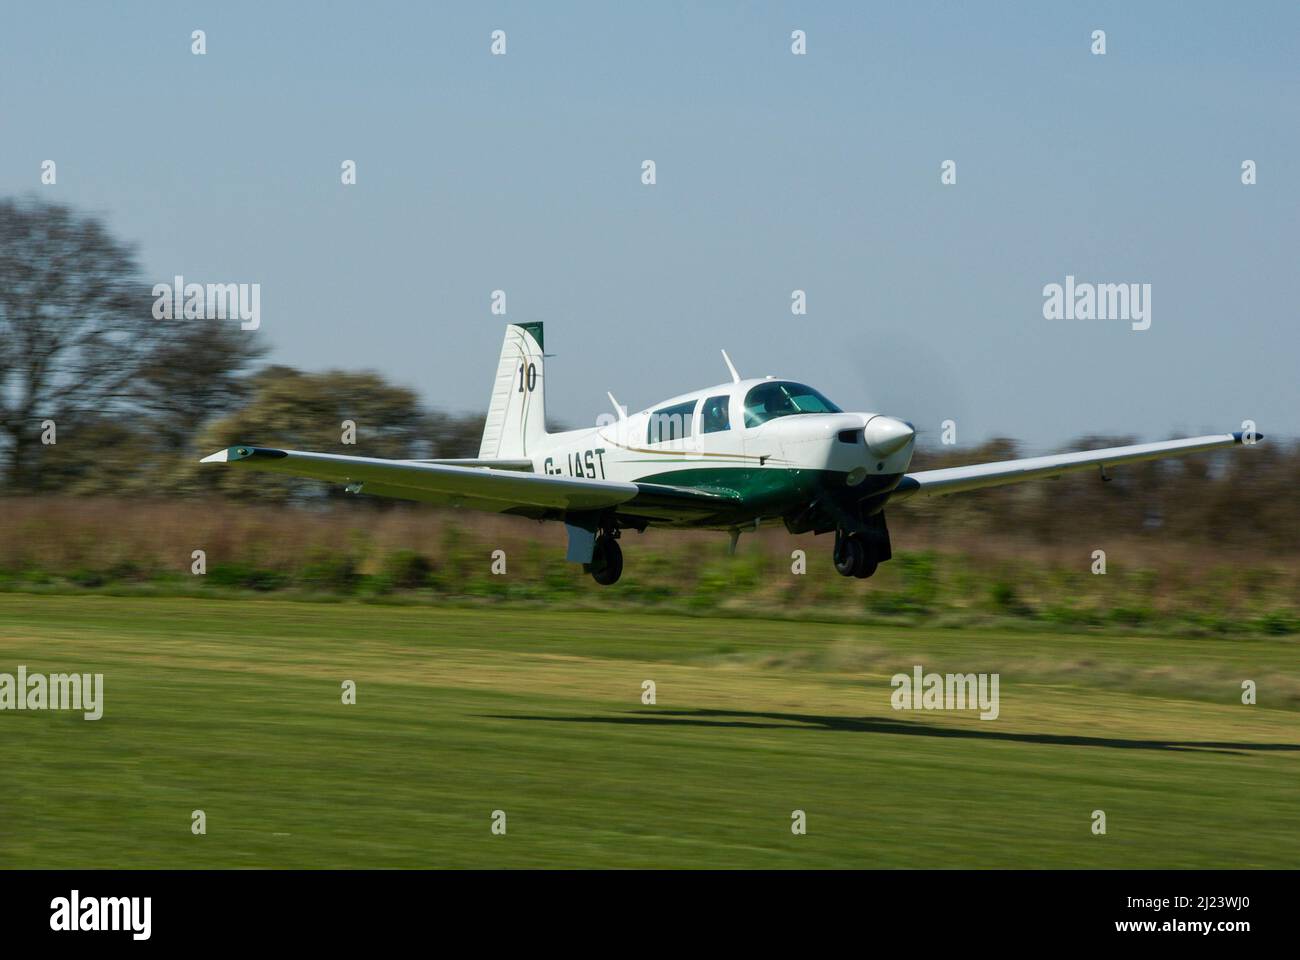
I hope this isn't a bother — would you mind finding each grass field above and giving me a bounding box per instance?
[0,594,1296,868]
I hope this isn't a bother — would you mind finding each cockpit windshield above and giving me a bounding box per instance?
[743,381,842,427]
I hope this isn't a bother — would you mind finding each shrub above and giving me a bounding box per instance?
[1254,610,1299,635]
[207,563,289,592]
[297,553,360,593]
[989,581,1031,616]
[382,550,432,590]
[1108,605,1152,627]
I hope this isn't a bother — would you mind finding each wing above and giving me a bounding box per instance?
[201,445,636,516]
[891,431,1261,501]
[200,445,741,521]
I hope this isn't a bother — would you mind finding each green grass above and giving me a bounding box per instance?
[0,595,1296,868]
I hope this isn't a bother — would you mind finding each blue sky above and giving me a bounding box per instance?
[2,1,1296,449]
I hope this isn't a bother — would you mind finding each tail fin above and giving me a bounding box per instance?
[479,322,548,458]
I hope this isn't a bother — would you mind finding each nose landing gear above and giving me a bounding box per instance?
[833,530,879,579]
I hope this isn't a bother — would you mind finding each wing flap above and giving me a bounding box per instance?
[893,432,1257,501]
[200,446,638,512]
[416,458,535,471]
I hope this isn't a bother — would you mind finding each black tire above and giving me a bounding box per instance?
[853,555,878,579]
[590,536,624,585]
[834,537,863,577]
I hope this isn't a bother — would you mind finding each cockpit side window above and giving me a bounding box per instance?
[647,400,697,444]
[743,382,842,427]
[701,395,730,433]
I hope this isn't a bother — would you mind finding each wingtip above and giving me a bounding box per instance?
[1232,430,1265,445]
[200,445,273,464]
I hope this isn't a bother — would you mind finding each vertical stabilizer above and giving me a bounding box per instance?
[479,323,547,458]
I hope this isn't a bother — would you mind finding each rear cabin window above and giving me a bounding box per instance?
[743,381,841,427]
[647,400,697,443]
[701,395,731,433]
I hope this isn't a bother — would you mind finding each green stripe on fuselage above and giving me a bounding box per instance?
[625,466,831,526]
[621,465,906,528]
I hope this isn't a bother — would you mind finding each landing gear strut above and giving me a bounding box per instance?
[586,531,624,585]
[833,530,878,579]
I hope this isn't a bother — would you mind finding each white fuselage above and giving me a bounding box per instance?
[525,378,916,509]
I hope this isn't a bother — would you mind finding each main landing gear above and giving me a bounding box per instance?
[586,531,624,585]
[833,530,879,579]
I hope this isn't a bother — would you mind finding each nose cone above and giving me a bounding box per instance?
[864,416,915,456]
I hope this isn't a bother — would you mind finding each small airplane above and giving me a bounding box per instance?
[202,322,1263,585]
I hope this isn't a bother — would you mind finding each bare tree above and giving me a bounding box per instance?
[0,197,158,488]
[129,319,267,450]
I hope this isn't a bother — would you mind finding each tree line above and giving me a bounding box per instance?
[0,197,482,498]
[2,197,1294,552]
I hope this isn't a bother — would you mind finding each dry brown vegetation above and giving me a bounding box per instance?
[1,490,1295,636]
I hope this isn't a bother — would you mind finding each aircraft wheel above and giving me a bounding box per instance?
[833,537,864,577]
[853,553,879,579]
[590,535,624,586]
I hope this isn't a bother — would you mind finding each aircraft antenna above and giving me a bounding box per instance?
[607,392,627,420]
[721,349,741,383]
